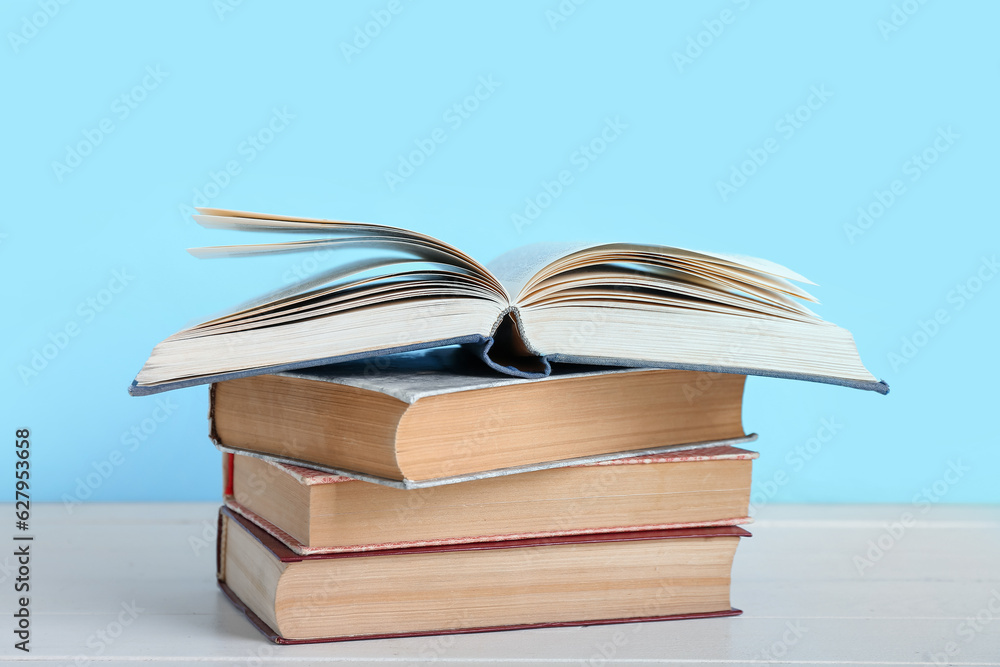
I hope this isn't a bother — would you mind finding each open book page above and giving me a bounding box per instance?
[197,208,473,254]
[130,210,514,391]
[482,241,887,390]
[192,209,504,294]
[178,209,510,334]
[518,304,882,387]
[134,296,502,389]
[175,255,500,341]
[187,257,426,329]
[178,267,504,341]
[489,242,819,319]
[487,242,598,299]
[524,267,817,322]
[189,236,469,264]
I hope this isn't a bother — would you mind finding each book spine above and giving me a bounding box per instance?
[223,451,234,498]
[207,382,220,445]
[216,507,227,581]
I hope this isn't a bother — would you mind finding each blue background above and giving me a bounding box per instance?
[4,0,997,506]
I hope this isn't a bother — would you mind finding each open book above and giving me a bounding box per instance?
[129,208,887,395]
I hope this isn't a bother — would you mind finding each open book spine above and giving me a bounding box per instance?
[215,507,746,645]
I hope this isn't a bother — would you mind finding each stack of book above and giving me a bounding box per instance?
[211,352,756,642]
[130,208,886,643]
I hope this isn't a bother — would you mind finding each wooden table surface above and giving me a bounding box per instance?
[1,502,998,665]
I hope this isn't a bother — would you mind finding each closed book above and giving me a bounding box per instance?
[217,507,749,643]
[209,348,755,488]
[223,445,757,554]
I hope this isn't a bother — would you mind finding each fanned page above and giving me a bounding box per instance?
[488,243,886,393]
[129,209,886,395]
[130,209,510,394]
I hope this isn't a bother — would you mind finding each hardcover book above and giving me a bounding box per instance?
[208,349,754,487]
[216,507,749,644]
[223,445,758,554]
[130,208,887,395]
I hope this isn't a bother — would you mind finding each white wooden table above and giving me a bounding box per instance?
[1,503,998,665]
